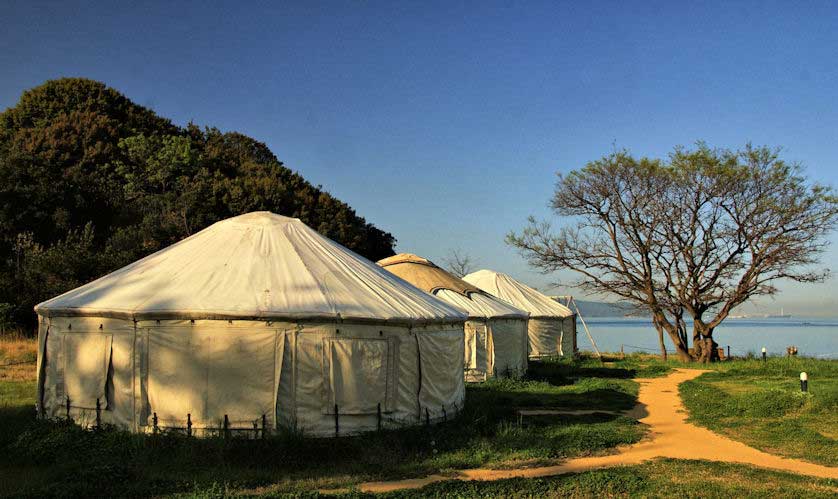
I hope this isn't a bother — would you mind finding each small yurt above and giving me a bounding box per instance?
[378,254,529,382]
[35,212,467,436]
[463,269,577,358]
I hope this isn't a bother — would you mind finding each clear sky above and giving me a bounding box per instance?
[2,1,837,315]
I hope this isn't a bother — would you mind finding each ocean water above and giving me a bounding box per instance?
[580,317,838,359]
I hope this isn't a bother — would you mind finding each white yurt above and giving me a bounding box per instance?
[377,254,529,382]
[463,269,577,358]
[35,212,467,437]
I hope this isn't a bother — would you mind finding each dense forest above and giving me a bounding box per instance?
[0,78,396,330]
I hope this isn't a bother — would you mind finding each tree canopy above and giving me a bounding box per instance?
[508,144,838,362]
[0,78,396,330]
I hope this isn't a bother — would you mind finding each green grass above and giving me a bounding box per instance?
[318,459,836,499]
[679,356,838,467]
[0,356,647,497]
[2,346,835,497]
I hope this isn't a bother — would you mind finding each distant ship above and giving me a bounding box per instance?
[765,308,792,319]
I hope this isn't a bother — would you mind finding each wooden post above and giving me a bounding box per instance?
[95,398,101,429]
[223,414,230,439]
[152,412,158,434]
[425,407,430,426]
[334,404,339,437]
[442,406,447,422]
[377,403,381,432]
[66,396,71,421]
[262,414,267,439]
[568,296,601,360]
[727,345,730,360]
[620,344,625,359]
[187,413,192,437]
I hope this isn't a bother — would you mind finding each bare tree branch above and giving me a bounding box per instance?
[507,144,838,362]
[442,248,478,278]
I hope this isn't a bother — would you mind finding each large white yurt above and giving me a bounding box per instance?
[35,212,467,437]
[463,269,577,358]
[377,254,529,382]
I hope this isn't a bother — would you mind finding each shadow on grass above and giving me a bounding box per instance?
[525,359,651,384]
[469,387,636,414]
[0,358,645,496]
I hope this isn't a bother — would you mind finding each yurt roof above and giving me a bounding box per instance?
[378,254,528,320]
[36,212,468,324]
[463,269,574,319]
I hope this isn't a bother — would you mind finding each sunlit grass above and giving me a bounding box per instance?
[679,357,838,466]
[0,349,646,497]
[316,459,838,499]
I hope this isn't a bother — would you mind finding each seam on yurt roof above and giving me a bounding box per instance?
[303,225,456,322]
[38,307,462,326]
[128,223,231,315]
[281,222,336,317]
[34,220,217,313]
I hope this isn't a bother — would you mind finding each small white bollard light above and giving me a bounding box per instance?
[800,372,808,393]
[761,347,767,363]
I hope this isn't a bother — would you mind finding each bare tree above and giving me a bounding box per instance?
[443,248,478,278]
[508,144,838,362]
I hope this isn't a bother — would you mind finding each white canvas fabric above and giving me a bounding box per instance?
[36,213,467,436]
[378,255,529,381]
[36,212,466,324]
[489,318,529,376]
[146,327,277,427]
[62,332,112,409]
[464,269,576,358]
[463,270,573,318]
[434,289,527,320]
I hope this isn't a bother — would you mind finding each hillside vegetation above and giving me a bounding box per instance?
[0,79,396,330]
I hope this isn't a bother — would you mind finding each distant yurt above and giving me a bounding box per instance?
[463,269,577,358]
[377,254,529,382]
[35,212,467,437]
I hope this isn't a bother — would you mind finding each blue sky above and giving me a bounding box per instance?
[2,1,837,314]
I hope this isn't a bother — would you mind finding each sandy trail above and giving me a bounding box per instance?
[330,368,837,494]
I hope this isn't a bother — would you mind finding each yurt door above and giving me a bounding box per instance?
[465,322,489,378]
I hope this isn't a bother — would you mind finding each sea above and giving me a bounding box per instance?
[581,317,838,359]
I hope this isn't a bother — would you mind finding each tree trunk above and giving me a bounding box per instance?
[653,311,692,362]
[656,326,667,360]
[692,319,720,363]
[664,326,691,362]
[652,316,668,360]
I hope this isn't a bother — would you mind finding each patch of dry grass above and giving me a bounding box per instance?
[0,335,37,382]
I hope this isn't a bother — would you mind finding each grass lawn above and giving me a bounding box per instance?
[679,356,838,467]
[0,338,647,497]
[326,459,837,499]
[2,336,836,497]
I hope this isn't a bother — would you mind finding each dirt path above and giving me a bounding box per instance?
[331,368,838,494]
